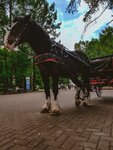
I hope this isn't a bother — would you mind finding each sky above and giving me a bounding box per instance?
[48,0,113,51]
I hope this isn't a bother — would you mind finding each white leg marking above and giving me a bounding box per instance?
[41,98,51,113]
[80,94,89,106]
[80,100,84,106]
[52,99,61,114]
[42,98,51,109]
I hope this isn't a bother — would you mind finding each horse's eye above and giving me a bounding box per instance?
[11,28,16,34]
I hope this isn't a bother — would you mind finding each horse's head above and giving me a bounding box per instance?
[4,15,31,50]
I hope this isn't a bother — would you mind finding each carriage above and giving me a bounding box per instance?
[90,54,113,97]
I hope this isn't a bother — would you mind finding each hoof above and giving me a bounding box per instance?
[40,102,51,113]
[51,108,61,116]
[76,101,81,107]
[50,111,61,116]
[51,102,61,116]
[83,102,89,107]
[40,107,50,113]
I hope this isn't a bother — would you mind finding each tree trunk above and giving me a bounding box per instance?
[9,0,12,27]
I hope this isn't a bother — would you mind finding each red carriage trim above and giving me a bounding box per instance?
[110,79,113,83]
[90,80,105,85]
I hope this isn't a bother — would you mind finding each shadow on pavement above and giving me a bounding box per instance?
[98,96,113,104]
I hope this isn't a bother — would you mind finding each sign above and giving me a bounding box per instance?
[26,77,30,91]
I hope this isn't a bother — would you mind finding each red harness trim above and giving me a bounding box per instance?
[35,58,60,64]
[34,53,62,65]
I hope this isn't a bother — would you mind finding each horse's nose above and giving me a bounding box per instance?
[4,43,15,51]
[4,43,10,49]
[8,36,14,45]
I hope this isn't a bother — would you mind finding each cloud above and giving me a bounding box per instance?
[77,0,88,14]
[57,8,64,20]
[56,3,113,51]
[48,0,113,50]
[57,16,85,50]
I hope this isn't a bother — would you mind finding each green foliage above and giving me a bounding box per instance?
[0,45,44,92]
[0,0,61,93]
[67,0,113,22]
[74,26,113,59]
[0,0,61,45]
[59,78,69,85]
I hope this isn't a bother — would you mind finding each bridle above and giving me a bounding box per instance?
[8,22,29,48]
[4,21,35,58]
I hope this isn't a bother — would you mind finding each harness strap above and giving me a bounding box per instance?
[34,53,62,65]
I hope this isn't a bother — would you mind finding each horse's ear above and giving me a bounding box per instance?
[24,14,31,21]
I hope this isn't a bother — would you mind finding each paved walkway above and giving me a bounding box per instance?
[0,90,113,150]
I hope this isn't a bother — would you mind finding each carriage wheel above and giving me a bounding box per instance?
[95,85,102,97]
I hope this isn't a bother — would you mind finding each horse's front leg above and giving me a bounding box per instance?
[51,76,61,115]
[40,75,51,113]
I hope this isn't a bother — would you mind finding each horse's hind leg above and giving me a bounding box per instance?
[51,76,61,115]
[71,77,82,107]
[81,71,90,106]
[40,75,51,113]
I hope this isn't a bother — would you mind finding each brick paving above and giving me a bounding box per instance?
[0,90,113,150]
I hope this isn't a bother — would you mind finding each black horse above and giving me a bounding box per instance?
[4,15,90,115]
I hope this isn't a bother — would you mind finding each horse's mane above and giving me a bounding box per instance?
[30,21,51,43]
[26,20,52,53]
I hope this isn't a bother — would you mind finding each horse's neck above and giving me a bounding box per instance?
[28,22,52,55]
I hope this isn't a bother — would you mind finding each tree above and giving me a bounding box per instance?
[0,1,8,45]
[0,0,61,93]
[76,26,113,59]
[67,0,113,21]
[75,41,86,51]
[0,0,61,44]
[67,0,113,32]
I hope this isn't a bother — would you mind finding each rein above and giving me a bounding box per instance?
[91,57,112,72]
